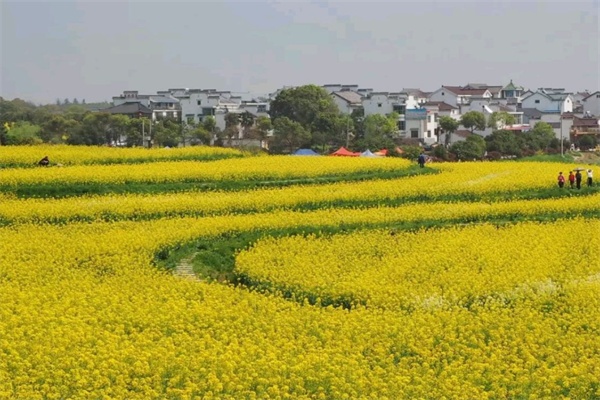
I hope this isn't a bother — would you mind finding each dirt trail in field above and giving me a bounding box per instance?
[173,254,199,281]
[573,152,600,166]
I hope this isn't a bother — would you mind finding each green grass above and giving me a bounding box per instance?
[517,153,575,163]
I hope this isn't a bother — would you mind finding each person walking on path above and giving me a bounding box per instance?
[418,152,426,168]
[587,169,594,187]
[568,171,575,189]
[557,172,565,188]
[575,170,582,189]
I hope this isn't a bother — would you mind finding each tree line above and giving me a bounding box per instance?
[0,87,573,160]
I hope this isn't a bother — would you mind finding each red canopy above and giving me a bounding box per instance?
[331,147,360,157]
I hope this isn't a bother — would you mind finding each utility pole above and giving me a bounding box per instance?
[560,111,564,158]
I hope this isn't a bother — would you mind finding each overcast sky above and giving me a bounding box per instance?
[1,0,598,104]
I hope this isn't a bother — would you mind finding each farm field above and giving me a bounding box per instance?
[1,145,599,399]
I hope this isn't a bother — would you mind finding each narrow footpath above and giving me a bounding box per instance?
[173,254,199,281]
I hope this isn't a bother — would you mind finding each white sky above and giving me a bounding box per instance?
[1,0,598,103]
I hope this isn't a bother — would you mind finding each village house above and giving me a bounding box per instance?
[111,90,181,122]
[521,88,574,113]
[330,90,364,115]
[582,91,600,117]
[428,85,493,111]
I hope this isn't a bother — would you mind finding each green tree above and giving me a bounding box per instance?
[355,114,397,151]
[240,112,255,138]
[438,116,459,147]
[269,85,339,130]
[245,116,272,148]
[310,112,350,150]
[5,122,43,145]
[450,134,486,160]
[271,117,310,153]
[523,122,555,151]
[487,111,516,129]
[109,114,131,146]
[460,111,486,132]
[484,129,523,157]
[153,120,180,147]
[42,115,80,143]
[74,112,112,145]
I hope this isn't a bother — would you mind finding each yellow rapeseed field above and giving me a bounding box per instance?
[236,220,600,310]
[0,144,243,167]
[0,148,598,398]
[0,155,411,187]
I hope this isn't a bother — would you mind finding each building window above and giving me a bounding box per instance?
[596,94,600,98]
[535,99,540,104]
[378,103,382,108]
[441,92,444,96]
[411,129,419,138]
[427,130,432,137]
[429,115,433,123]
[202,107,214,116]
[393,105,406,114]
[197,100,202,105]
[398,121,406,131]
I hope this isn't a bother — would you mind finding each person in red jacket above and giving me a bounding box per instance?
[557,172,565,188]
[568,171,575,189]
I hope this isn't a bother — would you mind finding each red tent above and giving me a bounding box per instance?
[331,147,360,157]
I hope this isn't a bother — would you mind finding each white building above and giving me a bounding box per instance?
[582,91,600,117]
[428,86,492,110]
[331,91,363,114]
[111,91,180,121]
[521,89,574,113]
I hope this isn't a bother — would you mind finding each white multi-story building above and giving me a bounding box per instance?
[521,89,574,113]
[111,91,180,121]
[428,85,492,109]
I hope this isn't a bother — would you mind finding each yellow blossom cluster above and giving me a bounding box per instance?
[0,144,243,167]
[1,216,599,398]
[0,150,599,398]
[0,155,411,188]
[0,188,598,225]
[236,220,600,310]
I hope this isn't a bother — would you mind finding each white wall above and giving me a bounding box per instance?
[583,93,600,116]
[332,95,353,114]
[362,94,393,116]
[428,88,458,107]
[521,93,573,113]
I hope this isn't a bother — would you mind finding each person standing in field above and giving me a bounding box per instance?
[418,152,426,168]
[557,172,565,188]
[575,170,582,189]
[587,169,594,187]
[568,171,575,189]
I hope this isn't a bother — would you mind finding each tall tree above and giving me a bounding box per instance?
[355,113,397,151]
[524,122,555,151]
[450,134,486,160]
[269,85,339,130]
[240,112,255,138]
[487,111,516,129]
[438,116,460,147]
[245,116,272,148]
[460,111,486,133]
[271,117,310,153]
